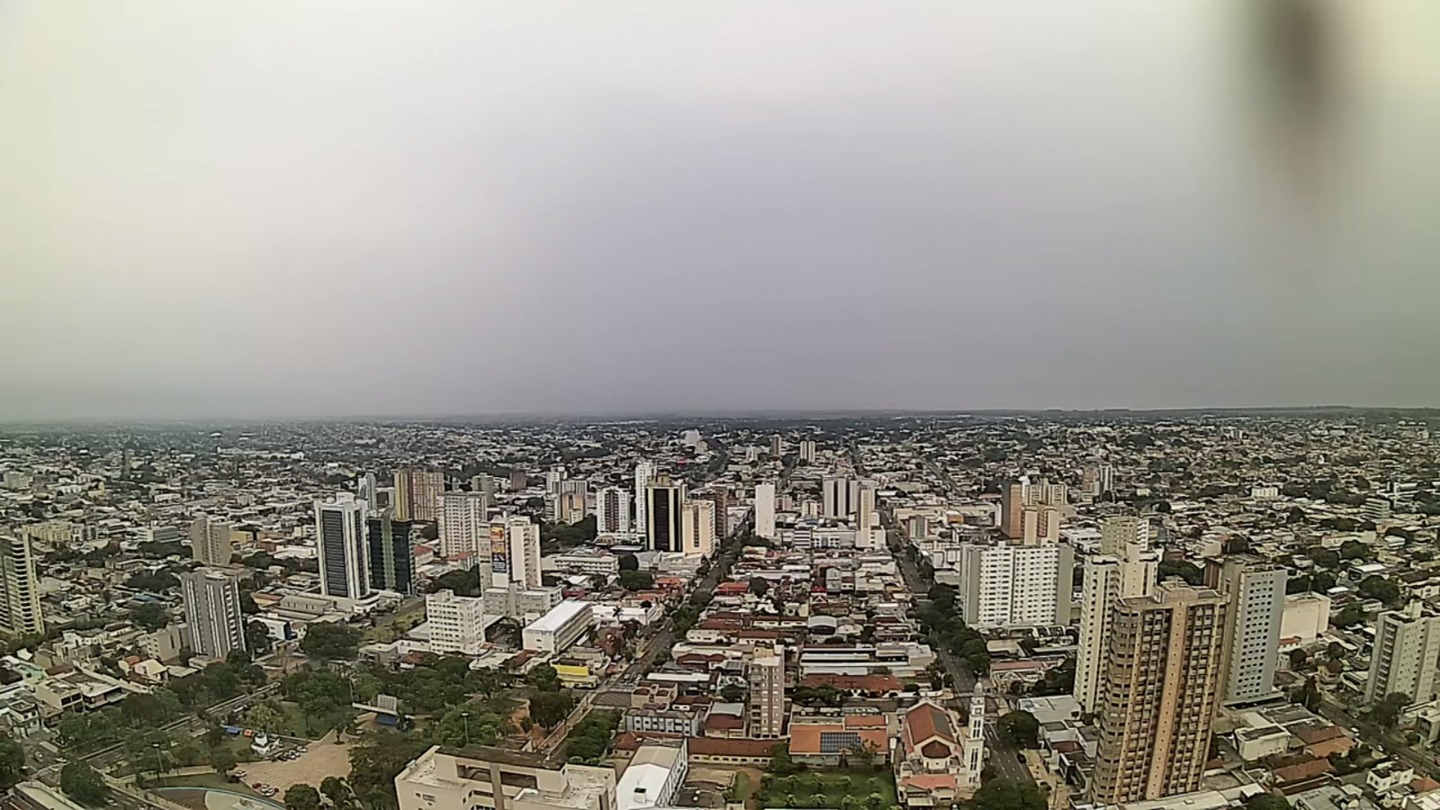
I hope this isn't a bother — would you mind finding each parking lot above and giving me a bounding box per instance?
[237,734,354,796]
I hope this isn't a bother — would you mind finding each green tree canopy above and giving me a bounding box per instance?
[972,778,1047,810]
[300,623,362,661]
[997,711,1040,748]
[284,784,322,810]
[529,691,576,730]
[130,602,170,631]
[60,761,109,807]
[0,736,25,792]
[526,664,561,693]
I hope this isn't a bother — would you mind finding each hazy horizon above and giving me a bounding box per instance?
[5,2,1440,421]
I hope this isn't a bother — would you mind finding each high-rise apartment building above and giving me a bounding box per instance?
[1100,516,1149,556]
[1209,556,1286,703]
[754,483,776,540]
[747,644,785,737]
[707,489,730,540]
[644,477,685,553]
[439,491,490,560]
[315,494,370,601]
[488,517,541,590]
[770,436,783,456]
[856,484,879,548]
[545,466,566,496]
[509,470,528,491]
[595,487,631,535]
[822,477,860,519]
[1074,538,1159,713]
[181,569,245,660]
[682,500,716,557]
[357,472,378,515]
[189,517,233,566]
[633,461,656,536]
[798,440,817,464]
[1365,602,1440,705]
[1001,477,1067,543]
[1092,584,1229,805]
[956,542,1075,629]
[425,590,488,656]
[368,510,418,595]
[393,468,444,523]
[0,535,44,636]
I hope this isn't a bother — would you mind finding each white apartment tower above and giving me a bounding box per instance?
[682,500,716,558]
[1212,556,1287,703]
[488,517,542,590]
[964,693,986,787]
[595,487,631,535]
[425,590,488,656]
[754,483,777,540]
[822,477,860,519]
[1365,602,1440,705]
[1074,538,1159,713]
[181,568,246,660]
[439,491,490,560]
[189,517,233,566]
[0,535,44,635]
[798,440,817,464]
[957,542,1075,629]
[633,461,655,536]
[315,494,370,601]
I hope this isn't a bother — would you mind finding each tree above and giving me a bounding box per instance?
[997,711,1040,749]
[1334,604,1367,628]
[1369,692,1411,728]
[210,746,237,776]
[1288,649,1308,670]
[246,701,286,733]
[1358,576,1401,606]
[1244,794,1292,810]
[1339,540,1371,561]
[246,621,273,656]
[529,691,575,730]
[0,735,25,792]
[131,602,170,631]
[1157,560,1204,586]
[348,733,432,810]
[749,578,770,597]
[971,778,1046,810]
[526,664,561,693]
[617,570,654,591]
[321,776,354,810]
[768,744,800,776]
[720,684,746,702]
[301,623,362,661]
[618,554,639,572]
[1307,548,1341,569]
[60,761,109,807]
[1326,641,1346,661]
[285,784,323,810]
[428,568,482,597]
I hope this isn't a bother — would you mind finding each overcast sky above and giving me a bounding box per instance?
[3,2,1439,420]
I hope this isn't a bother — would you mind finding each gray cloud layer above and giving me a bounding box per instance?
[3,1,1439,420]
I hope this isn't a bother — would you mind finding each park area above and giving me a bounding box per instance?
[754,770,898,810]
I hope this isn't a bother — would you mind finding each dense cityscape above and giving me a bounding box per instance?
[0,412,1436,810]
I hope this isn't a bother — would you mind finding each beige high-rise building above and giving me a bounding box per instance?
[1092,583,1229,805]
[189,517,233,566]
[747,644,785,738]
[394,469,444,522]
[1100,516,1149,556]
[1073,538,1159,713]
[0,535,44,636]
[681,500,716,557]
[1001,477,1066,543]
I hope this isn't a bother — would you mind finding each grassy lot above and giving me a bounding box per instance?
[757,770,897,810]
